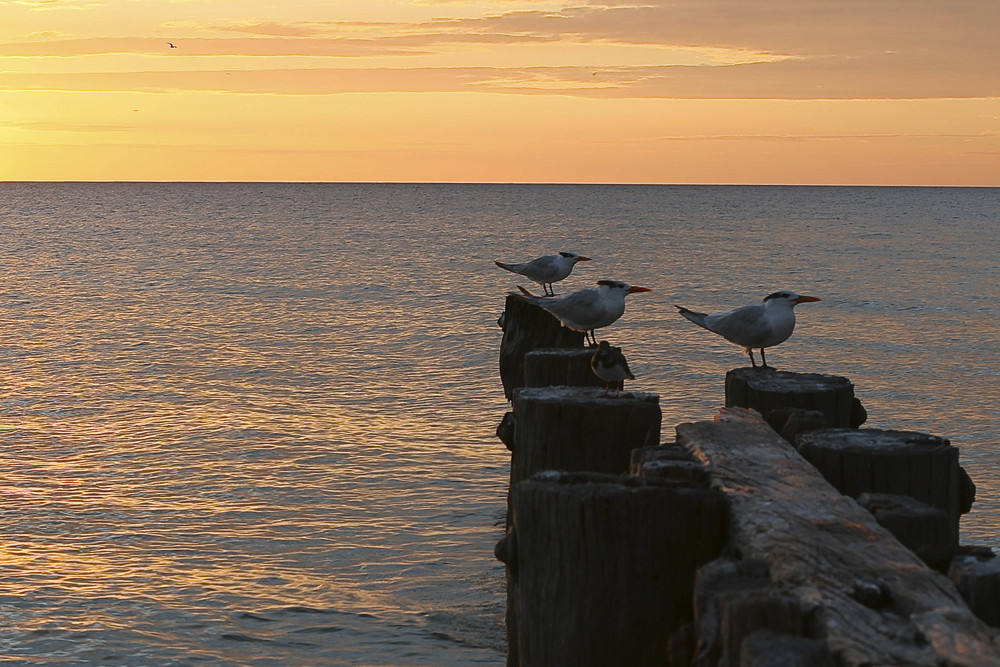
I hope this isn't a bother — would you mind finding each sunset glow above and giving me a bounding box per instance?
[2,0,998,184]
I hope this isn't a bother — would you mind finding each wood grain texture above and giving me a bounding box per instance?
[511,471,727,666]
[676,413,1000,666]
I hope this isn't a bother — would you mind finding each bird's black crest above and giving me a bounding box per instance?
[559,251,574,258]
[763,291,792,302]
[597,280,626,288]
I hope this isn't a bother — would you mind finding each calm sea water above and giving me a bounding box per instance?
[0,183,997,665]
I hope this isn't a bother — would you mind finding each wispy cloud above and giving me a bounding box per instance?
[0,1,996,100]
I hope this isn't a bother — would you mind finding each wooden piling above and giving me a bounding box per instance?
[857,492,955,571]
[508,471,727,666]
[499,294,585,399]
[523,347,605,390]
[725,367,866,429]
[510,386,661,486]
[795,428,972,543]
[949,548,1000,628]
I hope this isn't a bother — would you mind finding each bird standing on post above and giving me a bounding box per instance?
[495,251,591,296]
[591,340,634,397]
[514,279,651,347]
[675,290,821,367]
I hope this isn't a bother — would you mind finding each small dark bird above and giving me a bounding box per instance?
[675,290,820,367]
[591,340,634,396]
[495,251,591,296]
[168,42,178,48]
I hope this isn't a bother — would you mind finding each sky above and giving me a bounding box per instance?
[1,0,998,184]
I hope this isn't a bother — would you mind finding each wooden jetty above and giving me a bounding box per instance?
[494,296,1000,666]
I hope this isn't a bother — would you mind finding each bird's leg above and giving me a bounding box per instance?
[587,330,598,347]
[543,283,554,296]
[748,349,757,368]
[759,348,768,367]
[602,383,610,397]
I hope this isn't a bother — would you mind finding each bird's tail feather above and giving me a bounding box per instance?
[511,285,542,303]
[675,304,710,329]
[495,261,516,273]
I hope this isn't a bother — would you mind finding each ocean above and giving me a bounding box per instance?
[0,182,997,665]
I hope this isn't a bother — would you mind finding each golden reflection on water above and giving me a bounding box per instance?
[0,183,997,664]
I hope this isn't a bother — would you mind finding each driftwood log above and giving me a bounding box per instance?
[725,368,866,429]
[504,471,727,666]
[499,294,585,399]
[796,428,973,542]
[523,347,605,390]
[676,408,1000,666]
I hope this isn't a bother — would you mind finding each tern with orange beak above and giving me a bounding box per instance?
[515,280,651,347]
[495,251,591,296]
[675,290,821,367]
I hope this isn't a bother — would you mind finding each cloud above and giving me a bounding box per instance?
[2,62,997,100]
[8,0,101,9]
[1,1,996,100]
[7,120,131,132]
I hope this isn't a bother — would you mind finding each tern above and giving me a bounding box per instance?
[495,251,591,296]
[675,290,821,367]
[591,340,634,397]
[514,280,651,347]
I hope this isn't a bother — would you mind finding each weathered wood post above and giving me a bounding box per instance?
[505,471,727,666]
[499,294,585,399]
[950,548,1000,628]
[795,428,974,545]
[510,386,661,487]
[523,347,605,390]
[725,367,866,431]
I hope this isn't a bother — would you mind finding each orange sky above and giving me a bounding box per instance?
[1,0,998,184]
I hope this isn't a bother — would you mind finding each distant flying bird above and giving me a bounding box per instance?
[514,280,651,347]
[591,340,634,397]
[675,290,820,368]
[168,42,178,48]
[495,251,591,296]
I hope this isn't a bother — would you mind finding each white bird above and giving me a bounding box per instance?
[591,340,634,397]
[495,251,591,296]
[675,290,821,367]
[515,280,651,347]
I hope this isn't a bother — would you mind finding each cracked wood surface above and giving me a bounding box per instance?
[676,408,1000,666]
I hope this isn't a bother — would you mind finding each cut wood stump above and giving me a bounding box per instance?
[857,492,955,571]
[676,410,1000,666]
[507,471,728,667]
[510,386,661,486]
[630,443,710,484]
[725,368,866,429]
[499,294,585,400]
[950,547,1000,628]
[796,428,971,543]
[740,630,835,667]
[691,557,828,667]
[523,347,604,390]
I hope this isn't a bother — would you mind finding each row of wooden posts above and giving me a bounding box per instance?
[494,294,1000,666]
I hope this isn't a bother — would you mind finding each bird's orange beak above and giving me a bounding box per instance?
[579,256,592,261]
[628,286,652,293]
[796,295,821,303]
